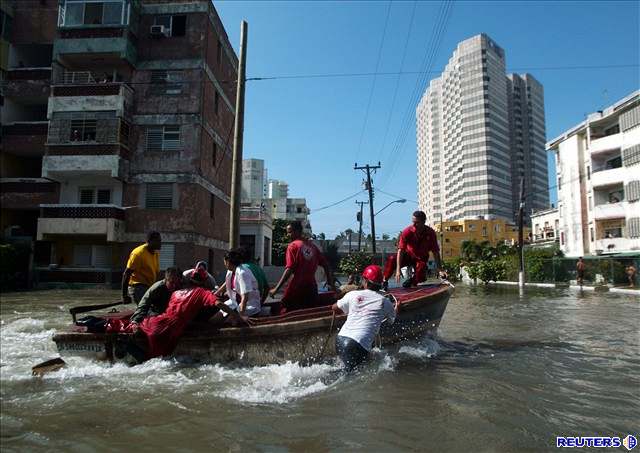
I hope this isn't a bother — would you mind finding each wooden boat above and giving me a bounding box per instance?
[52,284,453,366]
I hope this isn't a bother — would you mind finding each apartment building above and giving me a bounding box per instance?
[417,34,549,227]
[1,0,238,284]
[241,158,267,202]
[547,91,640,257]
[530,207,560,247]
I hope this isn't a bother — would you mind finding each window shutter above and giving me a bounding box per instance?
[146,127,163,151]
[159,243,176,270]
[73,245,92,266]
[79,188,94,204]
[93,245,111,268]
[162,126,181,150]
[628,218,640,238]
[145,183,173,209]
[97,189,111,204]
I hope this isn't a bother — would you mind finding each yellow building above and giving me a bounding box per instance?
[434,218,531,259]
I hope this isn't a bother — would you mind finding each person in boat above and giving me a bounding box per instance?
[122,231,162,305]
[129,267,183,325]
[269,221,336,313]
[382,211,444,289]
[128,286,248,362]
[240,247,270,303]
[213,248,262,318]
[183,260,217,289]
[331,265,398,372]
[338,273,360,297]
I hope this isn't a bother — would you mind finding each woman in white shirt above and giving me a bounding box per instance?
[218,249,262,317]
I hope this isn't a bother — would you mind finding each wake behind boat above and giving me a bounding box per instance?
[52,284,453,366]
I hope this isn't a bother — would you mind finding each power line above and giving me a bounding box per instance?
[242,64,638,82]
[310,190,365,213]
[376,188,418,204]
[355,0,394,164]
[376,0,418,163]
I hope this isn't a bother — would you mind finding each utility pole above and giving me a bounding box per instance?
[356,200,368,251]
[439,212,444,253]
[355,162,381,255]
[229,20,248,249]
[518,176,525,289]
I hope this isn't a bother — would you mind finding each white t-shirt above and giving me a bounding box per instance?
[224,267,261,316]
[337,289,396,351]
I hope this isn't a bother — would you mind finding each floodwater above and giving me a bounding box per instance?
[1,285,638,452]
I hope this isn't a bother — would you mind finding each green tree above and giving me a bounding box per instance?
[339,251,374,277]
[271,219,289,266]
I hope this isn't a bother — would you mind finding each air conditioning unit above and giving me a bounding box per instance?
[150,25,168,37]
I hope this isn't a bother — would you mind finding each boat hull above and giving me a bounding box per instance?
[53,284,453,366]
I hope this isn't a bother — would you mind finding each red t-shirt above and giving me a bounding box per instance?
[285,239,326,288]
[139,287,218,358]
[398,225,439,260]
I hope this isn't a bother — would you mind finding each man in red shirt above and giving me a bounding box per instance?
[269,221,335,312]
[383,210,443,288]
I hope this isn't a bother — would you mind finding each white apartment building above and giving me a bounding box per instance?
[530,207,560,246]
[417,34,548,227]
[267,179,288,199]
[547,90,640,257]
[241,158,267,202]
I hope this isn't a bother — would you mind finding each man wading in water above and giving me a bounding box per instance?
[331,265,398,372]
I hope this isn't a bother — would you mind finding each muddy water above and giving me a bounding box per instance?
[1,286,638,451]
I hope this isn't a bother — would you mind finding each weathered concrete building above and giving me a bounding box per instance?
[1,0,237,285]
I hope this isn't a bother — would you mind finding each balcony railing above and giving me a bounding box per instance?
[40,204,125,220]
[590,133,621,154]
[593,202,626,220]
[47,118,130,149]
[240,207,272,222]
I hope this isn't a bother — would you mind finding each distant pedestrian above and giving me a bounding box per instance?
[576,257,586,286]
[626,264,637,288]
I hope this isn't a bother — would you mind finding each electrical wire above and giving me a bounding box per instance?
[355,0,394,164]
[310,190,366,213]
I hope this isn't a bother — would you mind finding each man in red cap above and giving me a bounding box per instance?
[383,210,444,289]
[269,220,335,312]
[331,265,398,372]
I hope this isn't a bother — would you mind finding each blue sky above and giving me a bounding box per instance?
[215,1,639,238]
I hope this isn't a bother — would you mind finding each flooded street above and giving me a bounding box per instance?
[1,286,638,452]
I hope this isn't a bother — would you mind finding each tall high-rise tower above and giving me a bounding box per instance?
[417,34,549,226]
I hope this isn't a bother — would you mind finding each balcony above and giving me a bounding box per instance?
[593,202,626,221]
[590,133,621,155]
[240,207,273,224]
[3,68,52,101]
[0,178,59,210]
[591,166,625,188]
[37,204,126,242]
[48,77,133,118]
[595,237,640,255]
[54,27,137,66]
[1,122,49,156]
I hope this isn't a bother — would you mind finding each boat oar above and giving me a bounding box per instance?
[32,357,66,376]
[70,300,128,323]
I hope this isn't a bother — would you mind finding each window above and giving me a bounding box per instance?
[468,223,476,231]
[78,187,111,204]
[212,142,218,167]
[590,227,594,242]
[145,183,173,209]
[73,244,111,267]
[210,194,215,219]
[62,1,125,26]
[217,40,222,63]
[482,225,488,237]
[214,91,219,115]
[587,166,591,180]
[70,117,97,142]
[588,196,592,211]
[159,244,175,270]
[153,15,186,37]
[150,70,182,95]
[146,126,181,151]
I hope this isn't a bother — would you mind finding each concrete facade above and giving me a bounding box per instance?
[530,207,560,246]
[1,0,238,285]
[417,34,549,227]
[241,158,267,202]
[547,91,640,257]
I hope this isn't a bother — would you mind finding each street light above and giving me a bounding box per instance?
[375,199,406,216]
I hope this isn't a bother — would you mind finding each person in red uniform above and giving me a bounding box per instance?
[269,220,335,313]
[383,210,444,289]
[129,286,247,360]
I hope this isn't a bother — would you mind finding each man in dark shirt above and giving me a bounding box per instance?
[130,267,183,325]
[383,210,444,288]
